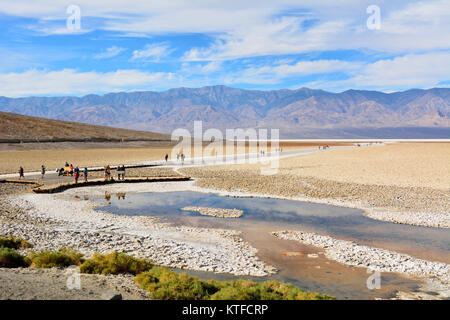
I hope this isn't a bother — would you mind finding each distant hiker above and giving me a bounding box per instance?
[74,166,80,183]
[19,167,24,180]
[69,164,74,176]
[177,153,180,161]
[165,154,169,162]
[181,153,185,164]
[41,165,46,179]
[83,167,88,183]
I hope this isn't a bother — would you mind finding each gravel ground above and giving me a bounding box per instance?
[87,167,182,179]
[1,181,275,278]
[181,206,244,218]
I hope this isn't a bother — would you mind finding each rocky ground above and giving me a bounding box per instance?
[181,206,244,218]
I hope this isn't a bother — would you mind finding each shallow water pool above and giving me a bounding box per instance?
[91,190,449,299]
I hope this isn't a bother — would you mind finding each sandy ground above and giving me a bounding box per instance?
[180,143,450,228]
[0,146,174,174]
[274,142,450,190]
[0,268,148,300]
[0,140,351,175]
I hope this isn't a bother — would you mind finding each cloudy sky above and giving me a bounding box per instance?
[0,0,449,96]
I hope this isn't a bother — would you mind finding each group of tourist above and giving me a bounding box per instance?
[176,153,186,163]
[104,165,126,181]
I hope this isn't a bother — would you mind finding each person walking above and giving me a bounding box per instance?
[19,166,24,180]
[165,154,169,162]
[74,166,80,183]
[40,165,46,179]
[83,167,88,183]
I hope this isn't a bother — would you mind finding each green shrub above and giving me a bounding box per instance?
[210,280,334,300]
[29,247,84,268]
[0,236,31,249]
[134,268,334,300]
[0,247,30,268]
[135,267,218,300]
[80,251,153,275]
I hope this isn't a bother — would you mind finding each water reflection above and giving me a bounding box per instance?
[90,190,449,299]
[116,192,126,200]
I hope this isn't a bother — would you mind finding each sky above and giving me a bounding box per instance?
[0,0,449,97]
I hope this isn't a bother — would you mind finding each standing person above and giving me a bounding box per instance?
[69,164,74,176]
[40,165,46,179]
[181,153,185,164]
[104,165,111,181]
[117,165,122,180]
[74,166,80,183]
[117,165,125,180]
[19,166,24,180]
[165,154,169,162]
[83,167,88,183]
[177,153,180,161]
[121,165,126,180]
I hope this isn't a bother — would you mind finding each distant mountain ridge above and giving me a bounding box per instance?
[0,86,449,138]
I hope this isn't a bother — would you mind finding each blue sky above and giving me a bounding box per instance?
[0,0,449,97]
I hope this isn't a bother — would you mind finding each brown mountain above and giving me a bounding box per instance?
[0,111,170,142]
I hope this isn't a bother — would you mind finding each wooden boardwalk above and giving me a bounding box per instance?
[1,176,191,194]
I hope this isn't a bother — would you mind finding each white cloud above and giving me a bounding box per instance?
[181,61,223,75]
[93,46,126,59]
[226,59,362,84]
[302,52,450,92]
[131,43,173,62]
[2,0,448,55]
[0,69,173,97]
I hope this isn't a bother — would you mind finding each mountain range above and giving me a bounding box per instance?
[0,86,449,138]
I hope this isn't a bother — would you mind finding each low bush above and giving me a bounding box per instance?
[0,247,30,268]
[80,251,153,275]
[135,267,218,300]
[0,236,31,249]
[29,247,84,268]
[210,280,335,300]
[135,268,335,300]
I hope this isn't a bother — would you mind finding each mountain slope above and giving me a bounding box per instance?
[0,111,170,142]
